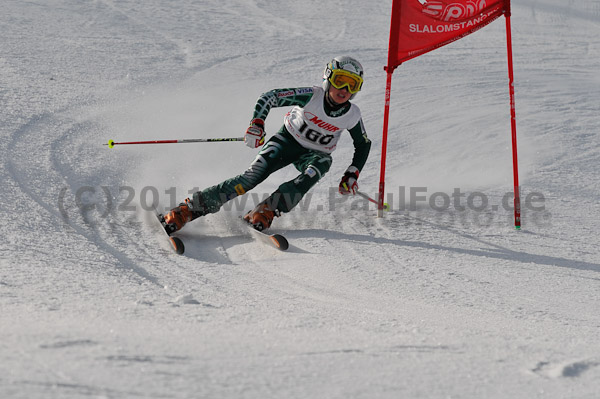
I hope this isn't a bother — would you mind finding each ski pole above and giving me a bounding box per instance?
[105,137,244,148]
[356,190,390,211]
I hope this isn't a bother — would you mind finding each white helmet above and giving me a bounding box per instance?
[322,56,364,100]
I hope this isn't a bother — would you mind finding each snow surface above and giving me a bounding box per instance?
[1,0,599,398]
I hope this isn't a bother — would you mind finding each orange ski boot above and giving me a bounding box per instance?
[163,198,195,233]
[243,202,279,231]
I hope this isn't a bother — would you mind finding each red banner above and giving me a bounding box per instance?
[388,0,508,68]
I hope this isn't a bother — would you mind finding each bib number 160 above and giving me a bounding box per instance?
[299,122,334,145]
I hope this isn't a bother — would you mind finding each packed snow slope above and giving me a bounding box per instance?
[1,1,599,398]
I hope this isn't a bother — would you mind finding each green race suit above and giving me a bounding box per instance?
[191,86,371,214]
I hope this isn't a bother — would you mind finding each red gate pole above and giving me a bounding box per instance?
[378,0,402,218]
[378,69,395,217]
[505,1,521,229]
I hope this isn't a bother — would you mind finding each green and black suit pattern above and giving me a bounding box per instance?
[190,86,371,216]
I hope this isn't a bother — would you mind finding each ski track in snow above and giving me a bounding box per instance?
[1,1,600,398]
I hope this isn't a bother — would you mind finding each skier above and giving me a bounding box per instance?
[163,56,371,232]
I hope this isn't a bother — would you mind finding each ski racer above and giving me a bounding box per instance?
[164,56,371,232]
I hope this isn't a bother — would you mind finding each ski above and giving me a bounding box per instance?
[243,219,289,251]
[150,209,288,254]
[153,210,185,255]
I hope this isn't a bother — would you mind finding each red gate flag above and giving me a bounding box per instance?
[388,0,507,68]
[379,0,521,228]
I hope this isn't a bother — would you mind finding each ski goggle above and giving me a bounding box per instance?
[328,69,363,94]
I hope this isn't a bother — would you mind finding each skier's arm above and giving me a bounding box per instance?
[347,119,371,172]
[339,119,371,195]
[251,87,314,121]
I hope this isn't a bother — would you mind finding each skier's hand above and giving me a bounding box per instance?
[245,118,266,148]
[339,166,359,195]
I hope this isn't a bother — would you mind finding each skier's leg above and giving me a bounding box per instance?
[261,151,333,214]
[196,131,303,214]
[165,130,305,232]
